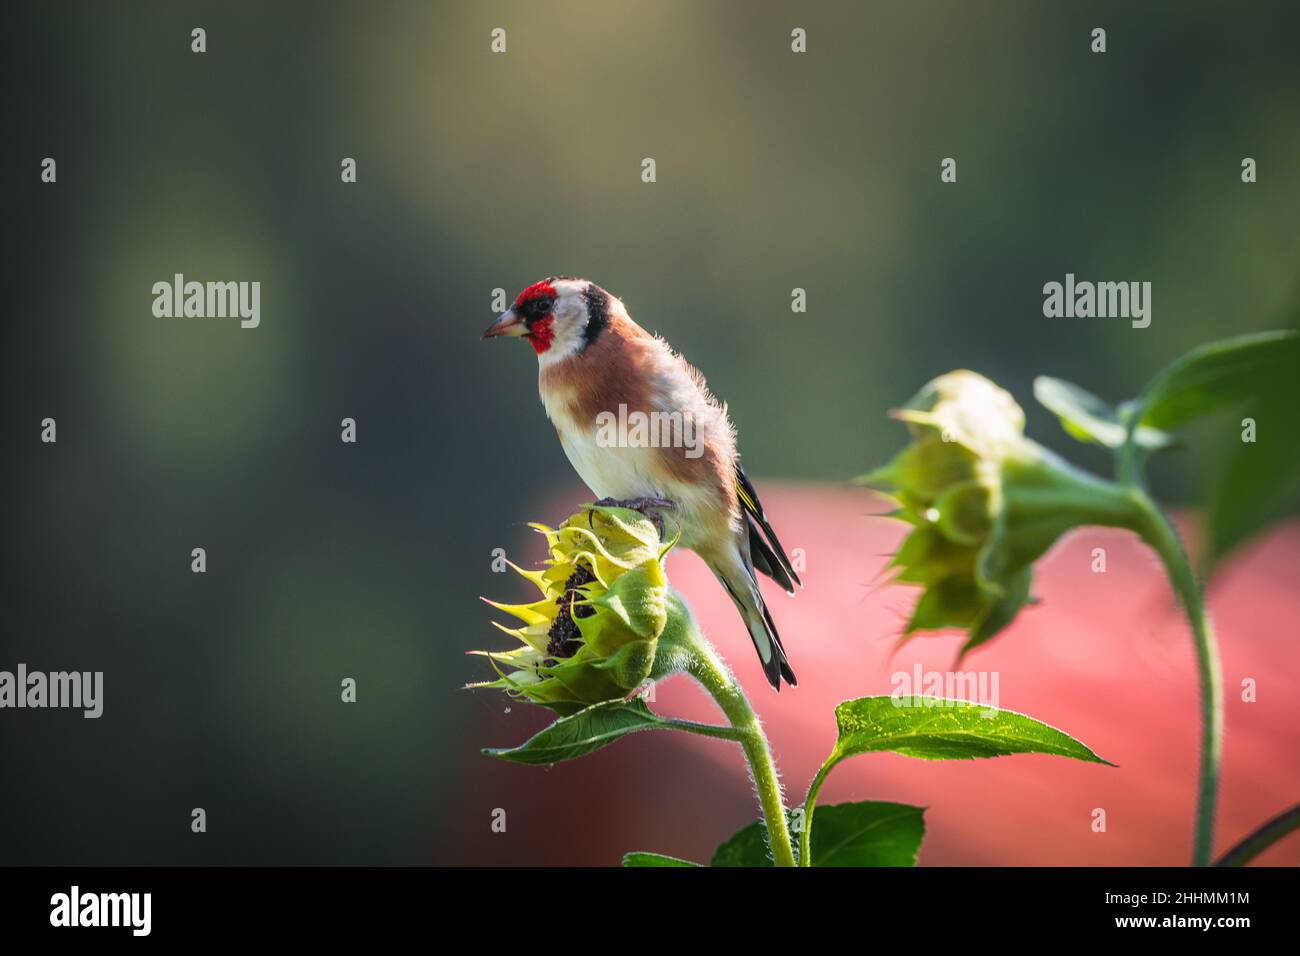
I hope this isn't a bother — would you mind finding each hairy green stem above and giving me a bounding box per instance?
[680,635,796,867]
[1214,802,1300,866]
[799,761,834,866]
[1133,491,1223,867]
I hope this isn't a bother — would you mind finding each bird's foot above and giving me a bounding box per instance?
[593,496,677,512]
[590,497,677,537]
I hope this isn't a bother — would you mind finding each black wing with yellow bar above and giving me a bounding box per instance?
[735,462,802,594]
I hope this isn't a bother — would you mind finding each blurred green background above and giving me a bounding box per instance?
[2,1,1297,863]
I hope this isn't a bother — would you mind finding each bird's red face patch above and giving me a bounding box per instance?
[527,315,555,354]
[514,280,560,354]
[515,280,557,308]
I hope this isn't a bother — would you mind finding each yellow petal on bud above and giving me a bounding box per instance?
[504,560,551,593]
[481,597,554,627]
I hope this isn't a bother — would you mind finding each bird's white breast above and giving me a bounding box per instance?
[542,394,726,554]
[547,399,662,501]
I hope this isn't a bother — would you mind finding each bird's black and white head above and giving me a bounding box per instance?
[482,277,613,363]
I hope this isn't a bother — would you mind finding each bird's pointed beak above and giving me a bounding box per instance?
[482,308,527,339]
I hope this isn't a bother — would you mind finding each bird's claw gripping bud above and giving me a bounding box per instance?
[863,370,1144,659]
[472,503,688,715]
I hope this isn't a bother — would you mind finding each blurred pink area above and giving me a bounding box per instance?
[457,483,1300,866]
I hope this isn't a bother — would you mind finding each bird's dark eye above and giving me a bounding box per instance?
[517,294,556,328]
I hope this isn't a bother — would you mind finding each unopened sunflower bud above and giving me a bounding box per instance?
[863,370,1143,657]
[471,505,678,714]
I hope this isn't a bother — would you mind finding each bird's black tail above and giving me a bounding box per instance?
[717,559,796,690]
[757,589,797,688]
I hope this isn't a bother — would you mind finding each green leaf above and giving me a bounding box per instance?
[1203,326,1300,572]
[711,815,790,866]
[483,698,670,765]
[1033,376,1174,451]
[712,802,925,867]
[796,698,1110,866]
[825,696,1113,764]
[622,851,701,867]
[802,802,925,866]
[1133,331,1300,432]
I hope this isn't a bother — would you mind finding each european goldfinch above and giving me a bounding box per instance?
[484,277,801,688]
